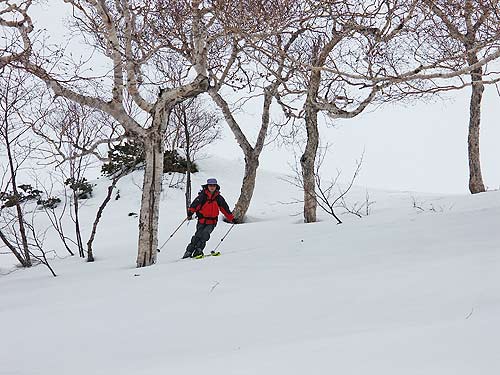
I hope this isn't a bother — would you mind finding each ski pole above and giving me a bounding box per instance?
[157,217,188,252]
[212,223,236,253]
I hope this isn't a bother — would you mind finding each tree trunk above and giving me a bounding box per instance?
[0,229,27,267]
[233,154,259,221]
[299,40,326,224]
[5,133,31,266]
[301,101,319,223]
[73,193,85,257]
[183,110,192,210]
[136,131,164,267]
[209,87,273,222]
[185,167,192,211]
[467,57,486,194]
[87,175,121,262]
[14,197,31,266]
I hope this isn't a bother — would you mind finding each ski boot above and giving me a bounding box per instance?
[192,248,204,259]
[182,250,193,259]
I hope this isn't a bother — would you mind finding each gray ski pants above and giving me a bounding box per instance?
[186,222,216,254]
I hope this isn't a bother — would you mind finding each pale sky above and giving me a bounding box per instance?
[30,2,500,195]
[204,80,499,195]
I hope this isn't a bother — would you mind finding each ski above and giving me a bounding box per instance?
[194,251,221,259]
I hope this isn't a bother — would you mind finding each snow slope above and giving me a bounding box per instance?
[1,157,499,375]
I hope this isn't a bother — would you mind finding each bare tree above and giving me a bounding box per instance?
[281,147,367,224]
[17,1,239,267]
[28,96,121,259]
[0,209,57,276]
[37,178,76,257]
[33,99,129,263]
[0,68,35,267]
[23,218,57,277]
[168,98,221,209]
[207,1,303,222]
[259,0,500,222]
[419,0,500,193]
[0,69,56,276]
[167,99,221,158]
[0,229,26,266]
[0,0,33,70]
[208,52,281,223]
[86,168,128,263]
[289,1,426,223]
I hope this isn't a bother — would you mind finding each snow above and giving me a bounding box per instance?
[1,157,499,374]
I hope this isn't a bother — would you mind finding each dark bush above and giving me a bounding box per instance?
[101,141,145,177]
[0,184,43,209]
[101,141,198,177]
[37,197,61,209]
[163,149,198,174]
[64,177,93,199]
[1,194,19,209]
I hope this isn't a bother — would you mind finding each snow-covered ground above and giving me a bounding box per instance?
[1,157,499,375]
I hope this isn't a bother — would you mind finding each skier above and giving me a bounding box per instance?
[182,178,236,259]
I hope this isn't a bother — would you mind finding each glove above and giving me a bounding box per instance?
[187,213,193,221]
[232,218,238,224]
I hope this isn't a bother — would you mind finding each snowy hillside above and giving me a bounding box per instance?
[1,157,499,375]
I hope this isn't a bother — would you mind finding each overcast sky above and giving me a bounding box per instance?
[208,85,500,195]
[30,2,500,195]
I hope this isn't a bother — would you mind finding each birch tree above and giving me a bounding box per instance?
[261,0,500,222]
[420,0,500,194]
[17,0,233,267]
[0,0,33,70]
[206,0,303,222]
[258,1,409,222]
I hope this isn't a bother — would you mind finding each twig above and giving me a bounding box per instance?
[210,281,220,293]
[465,308,474,320]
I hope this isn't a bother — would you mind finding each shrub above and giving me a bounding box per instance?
[37,197,61,209]
[64,177,93,199]
[0,184,43,209]
[101,141,144,177]
[164,149,198,174]
[101,141,198,177]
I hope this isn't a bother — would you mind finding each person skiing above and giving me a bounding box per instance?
[182,178,236,259]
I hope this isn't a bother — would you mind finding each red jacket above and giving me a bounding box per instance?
[188,186,234,225]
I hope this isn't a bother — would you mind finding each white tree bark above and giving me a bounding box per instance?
[0,0,33,69]
[136,127,165,267]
